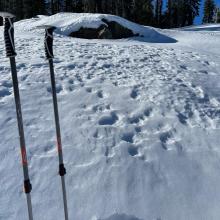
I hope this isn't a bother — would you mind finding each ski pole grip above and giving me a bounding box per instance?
[4,17,17,57]
[45,27,56,59]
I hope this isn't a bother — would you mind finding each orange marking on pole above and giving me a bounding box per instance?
[57,136,62,152]
[21,147,27,165]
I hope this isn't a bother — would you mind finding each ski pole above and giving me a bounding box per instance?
[43,26,69,220]
[0,12,34,220]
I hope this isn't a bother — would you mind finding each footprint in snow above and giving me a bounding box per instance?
[159,131,172,150]
[175,78,183,83]
[43,144,54,153]
[128,108,152,125]
[76,74,83,83]
[0,88,11,98]
[66,64,76,70]
[130,87,139,99]
[97,90,104,98]
[112,81,118,87]
[128,115,142,124]
[87,74,93,79]
[121,132,134,143]
[201,60,210,66]
[1,80,12,89]
[20,74,29,82]
[86,87,93,93]
[98,112,118,125]
[177,112,188,125]
[144,107,153,117]
[180,65,188,70]
[128,145,139,156]
[92,104,110,112]
[47,84,63,94]
[68,79,74,85]
[199,70,208,74]
[68,85,74,92]
[135,126,142,133]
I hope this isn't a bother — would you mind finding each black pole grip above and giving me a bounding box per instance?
[59,163,66,176]
[45,27,56,59]
[24,179,32,194]
[4,17,17,57]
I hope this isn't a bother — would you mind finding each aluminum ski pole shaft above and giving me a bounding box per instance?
[44,26,69,220]
[0,12,33,220]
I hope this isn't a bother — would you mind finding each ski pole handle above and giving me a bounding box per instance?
[45,27,56,59]
[4,16,17,57]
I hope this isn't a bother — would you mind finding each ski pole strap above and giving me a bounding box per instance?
[24,179,32,194]
[59,163,66,176]
[4,17,17,57]
[45,27,56,59]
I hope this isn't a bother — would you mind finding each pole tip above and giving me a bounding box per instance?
[0,12,15,18]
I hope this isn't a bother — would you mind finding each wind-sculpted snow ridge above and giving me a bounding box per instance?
[0,17,220,220]
[15,13,176,43]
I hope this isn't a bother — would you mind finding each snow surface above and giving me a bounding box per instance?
[0,13,220,220]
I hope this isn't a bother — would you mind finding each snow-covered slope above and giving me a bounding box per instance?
[0,14,220,220]
[180,23,220,31]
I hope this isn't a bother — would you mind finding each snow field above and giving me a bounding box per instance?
[0,14,220,220]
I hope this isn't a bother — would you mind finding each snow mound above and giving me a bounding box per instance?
[15,13,176,43]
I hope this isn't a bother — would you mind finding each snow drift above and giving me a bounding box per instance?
[15,13,176,42]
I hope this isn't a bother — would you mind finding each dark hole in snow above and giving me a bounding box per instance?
[177,112,188,125]
[69,19,138,39]
[130,89,138,99]
[159,131,172,150]
[98,112,118,125]
[121,132,134,143]
[135,126,142,133]
[144,108,152,117]
[0,88,11,98]
[128,145,138,156]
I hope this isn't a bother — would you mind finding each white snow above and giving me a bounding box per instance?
[0,13,220,220]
